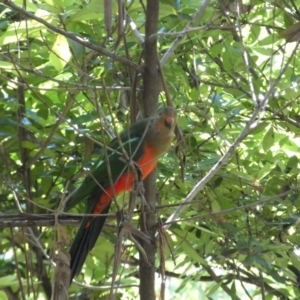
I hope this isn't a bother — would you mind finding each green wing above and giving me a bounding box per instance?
[64,119,149,211]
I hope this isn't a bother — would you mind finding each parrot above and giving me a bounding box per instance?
[66,106,177,283]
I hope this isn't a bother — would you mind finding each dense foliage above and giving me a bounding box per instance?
[1,0,300,299]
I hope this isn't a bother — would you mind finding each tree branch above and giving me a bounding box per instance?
[160,0,211,66]
[161,39,300,235]
[1,0,142,72]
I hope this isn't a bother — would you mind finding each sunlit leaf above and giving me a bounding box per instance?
[262,127,274,153]
[49,34,72,72]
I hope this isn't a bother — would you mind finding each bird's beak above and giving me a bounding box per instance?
[165,116,176,129]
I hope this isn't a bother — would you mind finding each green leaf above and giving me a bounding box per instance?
[13,0,38,11]
[160,4,177,18]
[256,162,272,180]
[26,109,47,126]
[0,117,17,126]
[67,38,85,60]
[0,19,46,45]
[206,281,223,297]
[0,275,19,288]
[0,61,17,71]
[43,0,63,7]
[0,291,8,300]
[230,281,237,299]
[181,241,207,265]
[22,141,38,150]
[244,255,254,267]
[287,155,298,168]
[255,255,271,270]
[68,8,103,22]
[187,222,217,235]
[49,34,72,72]
[262,127,274,152]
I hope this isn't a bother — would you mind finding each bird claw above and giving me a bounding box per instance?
[116,209,127,226]
[133,181,145,196]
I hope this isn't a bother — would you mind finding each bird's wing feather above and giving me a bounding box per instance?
[65,120,149,211]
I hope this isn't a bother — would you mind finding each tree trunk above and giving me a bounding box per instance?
[139,1,159,300]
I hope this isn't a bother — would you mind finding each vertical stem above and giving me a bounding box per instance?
[141,0,159,116]
[139,1,159,300]
[16,77,52,299]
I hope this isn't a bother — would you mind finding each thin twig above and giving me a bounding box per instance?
[160,36,300,233]
[160,0,211,66]
[1,0,142,72]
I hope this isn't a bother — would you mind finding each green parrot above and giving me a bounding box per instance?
[66,106,177,283]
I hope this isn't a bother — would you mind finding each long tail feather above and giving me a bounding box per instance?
[69,202,111,282]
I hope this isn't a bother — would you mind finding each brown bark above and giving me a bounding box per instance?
[16,77,52,299]
[139,1,160,300]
